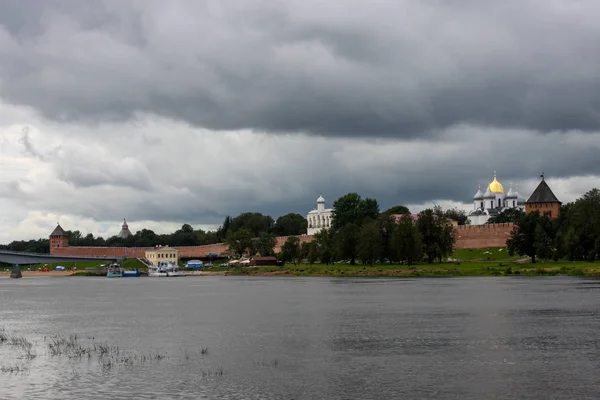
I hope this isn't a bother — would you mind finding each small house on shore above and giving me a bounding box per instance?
[145,245,179,266]
[250,256,278,267]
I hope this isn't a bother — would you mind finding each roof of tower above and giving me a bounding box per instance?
[317,194,325,203]
[473,185,484,200]
[117,219,133,238]
[488,172,504,194]
[526,176,561,204]
[50,223,66,237]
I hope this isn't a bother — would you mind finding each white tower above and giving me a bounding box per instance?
[317,194,325,212]
[307,194,333,235]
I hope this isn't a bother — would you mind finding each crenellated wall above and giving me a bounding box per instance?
[50,235,314,258]
[454,223,515,249]
[51,226,514,259]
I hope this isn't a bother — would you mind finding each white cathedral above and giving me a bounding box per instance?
[306,194,333,235]
[467,172,525,225]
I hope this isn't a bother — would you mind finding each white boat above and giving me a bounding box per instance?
[148,262,185,277]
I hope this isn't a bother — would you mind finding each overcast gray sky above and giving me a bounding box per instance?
[2,0,600,243]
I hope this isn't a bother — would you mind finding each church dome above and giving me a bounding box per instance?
[483,186,495,198]
[473,185,484,200]
[317,194,325,203]
[488,173,504,193]
[506,183,517,198]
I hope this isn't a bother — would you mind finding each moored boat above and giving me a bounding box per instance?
[107,263,124,277]
[123,268,140,277]
[148,262,184,277]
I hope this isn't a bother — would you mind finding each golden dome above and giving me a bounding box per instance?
[488,173,504,193]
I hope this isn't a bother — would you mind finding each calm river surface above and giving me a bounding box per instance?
[1,276,600,399]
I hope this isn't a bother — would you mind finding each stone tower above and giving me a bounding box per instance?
[49,223,69,252]
[525,174,562,219]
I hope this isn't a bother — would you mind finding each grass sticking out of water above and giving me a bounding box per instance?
[1,328,221,379]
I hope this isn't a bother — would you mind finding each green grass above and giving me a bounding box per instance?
[220,260,600,277]
[453,247,519,261]
[0,258,147,272]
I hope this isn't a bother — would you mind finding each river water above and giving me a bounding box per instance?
[1,276,600,399]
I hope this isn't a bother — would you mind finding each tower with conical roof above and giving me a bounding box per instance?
[525,174,561,219]
[49,223,69,251]
[117,219,133,239]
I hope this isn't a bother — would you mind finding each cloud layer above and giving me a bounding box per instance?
[2,1,600,243]
[3,1,600,137]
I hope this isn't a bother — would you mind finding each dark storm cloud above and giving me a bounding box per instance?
[2,1,600,137]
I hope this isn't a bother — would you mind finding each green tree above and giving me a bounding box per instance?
[331,193,379,231]
[377,213,396,263]
[312,228,335,265]
[217,216,233,241]
[334,223,360,264]
[382,205,410,215]
[299,241,318,265]
[564,189,600,261]
[357,219,383,266]
[274,213,308,236]
[440,207,469,226]
[392,214,422,266]
[280,236,301,265]
[487,208,525,224]
[305,241,319,265]
[416,209,456,263]
[172,224,199,246]
[229,212,275,237]
[256,232,277,256]
[225,228,253,257]
[534,223,552,261]
[506,211,554,263]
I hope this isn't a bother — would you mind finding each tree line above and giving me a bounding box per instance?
[1,193,463,264]
[228,192,458,266]
[507,188,600,263]
[0,212,308,253]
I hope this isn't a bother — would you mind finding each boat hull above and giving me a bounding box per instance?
[148,272,168,277]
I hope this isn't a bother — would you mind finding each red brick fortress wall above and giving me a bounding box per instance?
[50,235,314,258]
[454,223,515,249]
[51,227,513,259]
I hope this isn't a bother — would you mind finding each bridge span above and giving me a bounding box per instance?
[0,250,119,265]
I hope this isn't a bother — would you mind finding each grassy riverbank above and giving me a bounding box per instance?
[0,259,146,274]
[219,260,599,277]
[4,247,600,278]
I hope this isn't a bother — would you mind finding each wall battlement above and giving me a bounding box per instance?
[50,235,314,258]
[50,226,512,258]
[454,223,514,249]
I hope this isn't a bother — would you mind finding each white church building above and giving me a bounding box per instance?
[306,194,333,235]
[467,172,525,225]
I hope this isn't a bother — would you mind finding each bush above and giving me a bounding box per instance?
[568,268,585,276]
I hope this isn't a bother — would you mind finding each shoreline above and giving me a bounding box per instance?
[3,262,599,278]
[0,270,74,277]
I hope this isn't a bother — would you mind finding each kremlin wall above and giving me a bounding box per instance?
[49,225,513,259]
[48,175,557,260]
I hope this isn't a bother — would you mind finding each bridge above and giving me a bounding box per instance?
[0,250,120,266]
